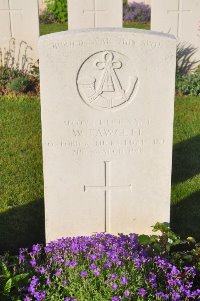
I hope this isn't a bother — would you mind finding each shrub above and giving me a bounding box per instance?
[0,63,39,95]
[138,223,200,283]
[176,67,200,96]
[0,255,29,301]
[0,226,200,300]
[8,76,35,94]
[45,0,67,23]
[123,1,151,22]
[0,66,21,94]
[39,9,58,24]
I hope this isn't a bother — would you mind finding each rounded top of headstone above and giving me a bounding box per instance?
[39,28,176,45]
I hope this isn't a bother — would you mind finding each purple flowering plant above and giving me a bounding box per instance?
[123,1,151,22]
[0,230,196,301]
[0,223,200,300]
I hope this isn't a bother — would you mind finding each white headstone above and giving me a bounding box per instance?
[38,0,47,15]
[151,0,200,72]
[68,0,122,30]
[128,0,151,6]
[0,0,39,69]
[39,29,176,242]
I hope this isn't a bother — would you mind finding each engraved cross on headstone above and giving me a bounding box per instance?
[83,0,108,27]
[0,0,23,37]
[84,161,132,233]
[167,0,192,38]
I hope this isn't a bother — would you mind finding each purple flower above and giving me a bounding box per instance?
[123,2,151,22]
[109,273,118,280]
[111,283,118,290]
[89,263,96,270]
[112,296,122,301]
[124,290,130,298]
[80,271,88,278]
[93,268,100,276]
[69,259,78,268]
[172,292,181,301]
[120,276,129,285]
[30,258,37,267]
[55,268,62,277]
[89,254,97,261]
[15,233,199,301]
[33,291,46,301]
[156,292,168,299]
[19,248,27,263]
[40,266,46,274]
[138,288,147,297]
[62,280,67,285]
[32,244,42,255]
[28,276,39,294]
[46,278,51,285]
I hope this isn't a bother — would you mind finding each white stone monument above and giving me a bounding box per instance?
[38,0,47,15]
[68,0,122,30]
[0,0,39,69]
[151,0,200,72]
[39,29,176,242]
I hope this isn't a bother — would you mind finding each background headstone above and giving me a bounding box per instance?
[39,29,176,242]
[68,0,122,30]
[0,0,39,70]
[38,0,47,15]
[151,0,200,73]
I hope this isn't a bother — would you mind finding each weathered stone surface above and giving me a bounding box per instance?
[151,0,200,72]
[0,0,39,69]
[68,0,122,30]
[39,29,176,242]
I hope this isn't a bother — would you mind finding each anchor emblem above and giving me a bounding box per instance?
[77,51,138,110]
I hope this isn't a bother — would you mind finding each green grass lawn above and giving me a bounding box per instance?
[0,96,44,253]
[123,21,150,30]
[0,95,200,254]
[39,21,150,36]
[171,96,200,240]
[40,23,67,35]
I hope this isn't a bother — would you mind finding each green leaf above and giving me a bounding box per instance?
[4,278,12,294]
[138,235,151,245]
[1,262,11,279]
[153,243,162,253]
[12,273,29,287]
[13,273,29,284]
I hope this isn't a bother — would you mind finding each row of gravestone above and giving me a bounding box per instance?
[0,0,199,72]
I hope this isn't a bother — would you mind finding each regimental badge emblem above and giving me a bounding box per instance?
[77,51,138,111]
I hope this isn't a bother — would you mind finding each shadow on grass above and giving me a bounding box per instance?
[171,190,200,241]
[172,134,200,185]
[0,199,45,255]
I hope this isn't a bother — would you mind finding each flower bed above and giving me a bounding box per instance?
[1,227,200,301]
[123,2,151,23]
